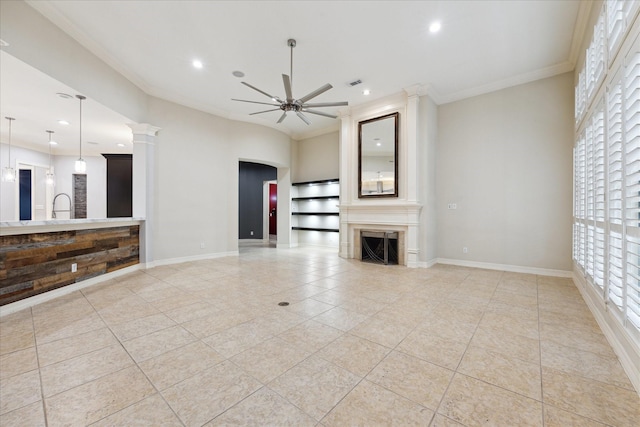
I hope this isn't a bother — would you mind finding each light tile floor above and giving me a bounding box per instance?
[1,245,639,426]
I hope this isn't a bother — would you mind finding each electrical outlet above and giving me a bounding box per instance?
[250,231,254,236]
[200,242,205,249]
[463,247,468,254]
[448,203,457,210]
[71,263,77,272]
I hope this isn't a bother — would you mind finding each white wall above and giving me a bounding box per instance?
[0,0,148,124]
[437,72,574,272]
[0,144,107,221]
[52,155,106,219]
[147,96,291,261]
[294,131,339,183]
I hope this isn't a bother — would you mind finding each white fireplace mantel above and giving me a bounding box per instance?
[339,202,422,267]
[337,88,423,267]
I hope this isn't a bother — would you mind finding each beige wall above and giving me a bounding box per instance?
[294,131,339,183]
[437,72,574,272]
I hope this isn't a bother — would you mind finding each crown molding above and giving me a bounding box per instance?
[438,60,575,105]
[569,0,595,67]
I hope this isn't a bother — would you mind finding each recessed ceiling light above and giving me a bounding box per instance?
[192,59,203,69]
[232,70,245,78]
[363,89,371,96]
[117,143,125,147]
[58,120,69,125]
[376,142,381,146]
[56,92,73,99]
[49,141,58,146]
[429,21,441,33]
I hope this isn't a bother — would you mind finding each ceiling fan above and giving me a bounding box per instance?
[232,39,348,125]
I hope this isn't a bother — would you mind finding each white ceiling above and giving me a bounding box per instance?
[0,51,134,156]
[3,0,586,149]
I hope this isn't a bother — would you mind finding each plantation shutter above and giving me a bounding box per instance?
[593,103,607,289]
[624,42,640,328]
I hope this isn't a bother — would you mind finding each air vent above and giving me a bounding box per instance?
[348,79,362,87]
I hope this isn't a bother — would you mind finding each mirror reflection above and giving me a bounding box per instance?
[358,112,398,198]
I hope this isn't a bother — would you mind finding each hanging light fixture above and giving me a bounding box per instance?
[74,94,87,173]
[46,130,55,186]
[2,116,16,182]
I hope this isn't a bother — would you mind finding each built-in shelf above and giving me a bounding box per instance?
[292,212,339,216]
[291,179,340,236]
[292,195,338,201]
[292,227,339,232]
[292,179,340,186]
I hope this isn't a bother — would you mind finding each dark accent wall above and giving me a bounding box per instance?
[0,225,140,305]
[103,154,133,218]
[238,161,277,239]
[73,174,87,219]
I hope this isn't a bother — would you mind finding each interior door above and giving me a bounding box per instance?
[19,169,32,220]
[269,183,277,235]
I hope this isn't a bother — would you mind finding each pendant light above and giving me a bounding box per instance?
[74,94,87,173]
[46,130,55,186]
[2,117,16,182]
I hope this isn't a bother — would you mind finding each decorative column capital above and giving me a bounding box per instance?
[127,123,161,142]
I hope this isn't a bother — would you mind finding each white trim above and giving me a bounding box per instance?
[436,258,573,278]
[438,61,575,105]
[277,242,296,249]
[415,258,438,269]
[573,271,640,395]
[569,0,595,66]
[145,251,239,269]
[0,264,142,317]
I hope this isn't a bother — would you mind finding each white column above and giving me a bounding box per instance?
[128,123,160,265]
[338,112,352,258]
[404,86,420,203]
[276,167,292,249]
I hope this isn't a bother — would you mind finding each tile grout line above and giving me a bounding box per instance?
[81,285,188,427]
[30,306,50,427]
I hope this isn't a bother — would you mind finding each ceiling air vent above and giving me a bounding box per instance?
[348,79,362,87]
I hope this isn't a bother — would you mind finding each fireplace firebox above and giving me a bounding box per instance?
[361,231,399,265]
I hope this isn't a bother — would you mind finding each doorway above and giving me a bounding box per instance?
[269,183,277,236]
[19,169,31,220]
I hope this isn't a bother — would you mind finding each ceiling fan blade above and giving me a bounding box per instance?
[241,82,278,100]
[302,101,348,108]
[298,83,333,104]
[282,74,293,102]
[296,111,312,125]
[302,109,337,119]
[277,112,287,123]
[232,98,281,107]
[249,108,281,115]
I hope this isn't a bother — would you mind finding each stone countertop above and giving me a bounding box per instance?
[0,217,145,236]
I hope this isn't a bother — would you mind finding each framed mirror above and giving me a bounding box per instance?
[358,112,399,198]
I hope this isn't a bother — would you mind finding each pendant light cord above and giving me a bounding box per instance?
[79,97,82,160]
[76,94,86,161]
[5,117,14,168]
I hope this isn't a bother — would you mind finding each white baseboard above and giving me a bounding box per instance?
[435,258,572,278]
[413,258,438,268]
[145,251,239,268]
[572,272,640,395]
[0,264,142,317]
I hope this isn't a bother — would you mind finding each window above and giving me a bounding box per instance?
[574,2,640,338]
